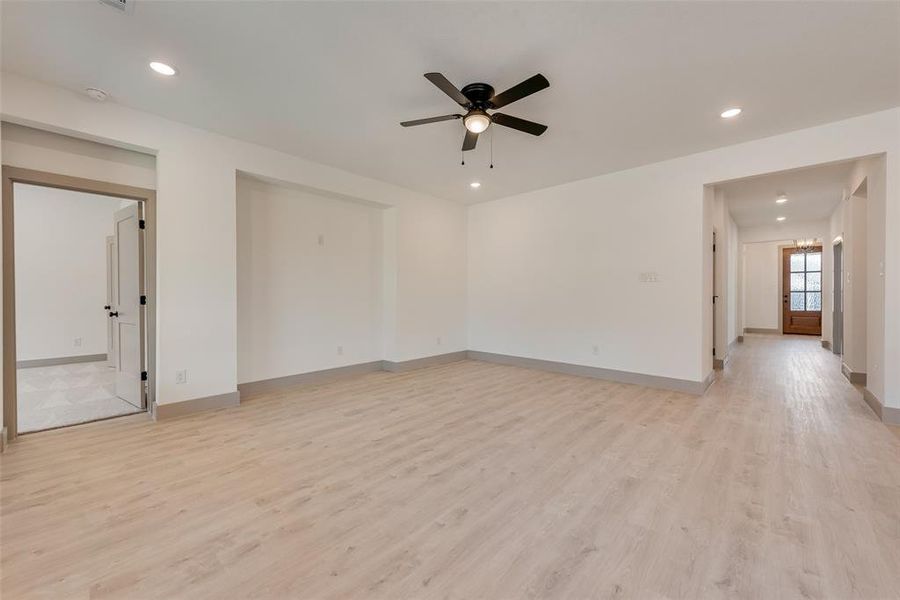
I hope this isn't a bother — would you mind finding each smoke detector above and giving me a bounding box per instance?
[85,87,109,102]
[98,0,134,14]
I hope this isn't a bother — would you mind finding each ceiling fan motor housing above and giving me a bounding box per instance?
[461,83,496,108]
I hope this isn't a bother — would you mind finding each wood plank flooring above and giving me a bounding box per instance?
[2,334,899,599]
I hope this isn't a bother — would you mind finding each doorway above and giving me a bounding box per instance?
[782,245,823,335]
[2,167,156,440]
[832,240,843,354]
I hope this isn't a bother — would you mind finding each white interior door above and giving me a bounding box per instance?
[105,235,118,369]
[112,204,145,409]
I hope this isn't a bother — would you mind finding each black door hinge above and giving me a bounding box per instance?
[140,295,147,305]
[139,219,146,229]
[141,371,148,381]
[713,243,716,252]
[713,347,716,356]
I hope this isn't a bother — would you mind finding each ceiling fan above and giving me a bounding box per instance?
[401,72,549,151]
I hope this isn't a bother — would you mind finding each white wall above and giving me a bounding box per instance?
[236,176,383,384]
[13,184,124,361]
[1,73,467,408]
[741,240,792,331]
[469,108,899,398]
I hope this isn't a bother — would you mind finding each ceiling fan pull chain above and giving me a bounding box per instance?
[490,128,494,169]
[461,150,465,166]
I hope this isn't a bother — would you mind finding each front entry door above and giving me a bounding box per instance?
[782,246,823,335]
[112,204,145,408]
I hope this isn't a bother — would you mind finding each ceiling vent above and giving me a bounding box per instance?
[98,0,134,14]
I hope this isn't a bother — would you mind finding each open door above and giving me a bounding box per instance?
[105,235,118,369]
[111,204,145,409]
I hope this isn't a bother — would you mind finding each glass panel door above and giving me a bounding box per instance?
[783,247,823,335]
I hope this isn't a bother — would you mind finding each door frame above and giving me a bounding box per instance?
[780,244,824,336]
[832,239,843,356]
[2,166,156,442]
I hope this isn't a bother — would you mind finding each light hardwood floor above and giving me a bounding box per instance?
[2,334,899,599]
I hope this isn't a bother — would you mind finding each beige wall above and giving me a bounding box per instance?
[1,122,156,189]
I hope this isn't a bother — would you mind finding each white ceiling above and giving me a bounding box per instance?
[2,1,898,204]
[718,160,857,228]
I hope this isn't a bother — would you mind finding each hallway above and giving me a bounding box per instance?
[1,335,898,598]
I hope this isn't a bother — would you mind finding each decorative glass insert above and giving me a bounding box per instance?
[806,252,821,272]
[787,248,822,314]
[806,292,822,311]
[806,272,821,291]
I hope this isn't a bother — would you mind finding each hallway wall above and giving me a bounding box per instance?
[737,220,830,336]
[826,155,887,400]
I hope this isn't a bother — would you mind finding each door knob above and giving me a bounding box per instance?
[108,311,119,317]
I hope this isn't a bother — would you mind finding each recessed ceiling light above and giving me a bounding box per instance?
[777,216,787,221]
[776,195,789,204]
[470,182,481,189]
[149,61,177,76]
[720,107,742,119]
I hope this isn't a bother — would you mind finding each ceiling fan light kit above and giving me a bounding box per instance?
[401,72,549,162]
[464,110,491,134]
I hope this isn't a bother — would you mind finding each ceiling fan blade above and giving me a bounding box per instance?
[400,114,463,127]
[489,74,549,109]
[491,113,548,136]
[462,130,479,151]
[424,72,471,107]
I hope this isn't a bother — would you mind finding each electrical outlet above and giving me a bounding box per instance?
[592,344,599,356]
[175,369,187,384]
[74,337,83,347]
[318,234,325,246]
[337,345,343,356]
[436,336,442,346]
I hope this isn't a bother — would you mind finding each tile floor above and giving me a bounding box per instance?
[16,361,142,433]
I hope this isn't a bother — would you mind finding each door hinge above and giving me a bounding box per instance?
[139,219,146,229]
[712,295,718,304]
[713,243,716,252]
[713,347,716,356]
[141,371,148,381]
[140,295,147,305]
